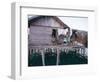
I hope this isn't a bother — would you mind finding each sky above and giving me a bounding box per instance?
[58,16,88,31]
[28,15,88,31]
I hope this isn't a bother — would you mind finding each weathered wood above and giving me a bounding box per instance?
[31,16,64,28]
[28,16,70,46]
[40,50,45,66]
[56,48,60,65]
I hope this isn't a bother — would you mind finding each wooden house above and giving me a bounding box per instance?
[70,29,88,48]
[28,16,70,46]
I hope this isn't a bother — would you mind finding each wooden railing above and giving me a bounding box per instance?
[28,46,87,66]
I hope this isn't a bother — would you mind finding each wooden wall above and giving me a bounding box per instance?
[28,16,64,46]
[29,26,53,46]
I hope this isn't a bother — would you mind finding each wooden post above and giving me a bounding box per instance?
[31,49,33,55]
[41,49,45,66]
[83,48,85,55]
[56,48,60,65]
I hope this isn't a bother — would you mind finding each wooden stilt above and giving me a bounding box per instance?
[41,50,45,66]
[56,48,60,65]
